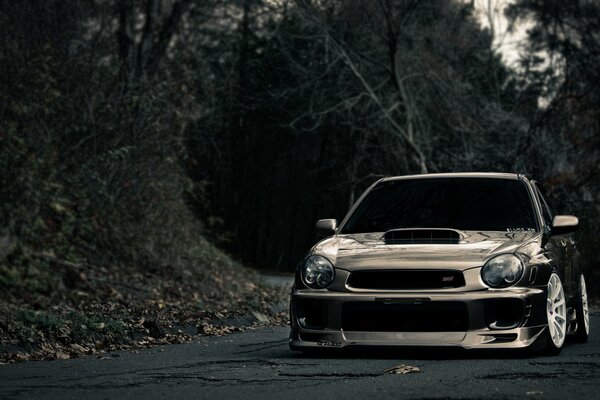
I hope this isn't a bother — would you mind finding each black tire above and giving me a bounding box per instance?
[572,274,590,343]
[540,332,564,356]
[530,328,563,356]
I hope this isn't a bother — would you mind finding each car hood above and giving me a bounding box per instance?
[311,230,542,271]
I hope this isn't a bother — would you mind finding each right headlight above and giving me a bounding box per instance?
[481,254,524,288]
[301,255,335,289]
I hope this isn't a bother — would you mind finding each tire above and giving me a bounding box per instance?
[540,273,567,355]
[572,273,590,343]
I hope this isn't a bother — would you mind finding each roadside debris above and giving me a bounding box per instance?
[384,364,422,374]
[0,264,289,363]
[526,391,544,396]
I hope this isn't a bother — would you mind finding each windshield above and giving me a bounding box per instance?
[340,178,538,233]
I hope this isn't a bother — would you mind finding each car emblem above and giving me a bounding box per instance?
[442,276,455,282]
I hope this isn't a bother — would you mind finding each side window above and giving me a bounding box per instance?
[535,184,554,227]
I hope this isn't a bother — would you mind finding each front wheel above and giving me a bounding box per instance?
[541,273,567,355]
[573,273,590,343]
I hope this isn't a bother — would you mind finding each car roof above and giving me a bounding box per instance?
[380,172,524,182]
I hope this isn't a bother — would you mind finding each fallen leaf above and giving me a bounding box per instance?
[526,391,544,396]
[385,364,421,374]
[251,310,270,323]
[55,351,70,360]
[70,344,89,353]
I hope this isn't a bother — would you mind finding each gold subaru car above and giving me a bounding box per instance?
[289,173,590,354]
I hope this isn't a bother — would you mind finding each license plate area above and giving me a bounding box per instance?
[342,301,468,332]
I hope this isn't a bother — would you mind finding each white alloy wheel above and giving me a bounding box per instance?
[546,273,567,349]
[573,273,590,342]
[580,274,590,335]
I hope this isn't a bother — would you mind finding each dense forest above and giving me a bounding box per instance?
[1,0,599,359]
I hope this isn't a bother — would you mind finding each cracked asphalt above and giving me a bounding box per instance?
[0,314,598,400]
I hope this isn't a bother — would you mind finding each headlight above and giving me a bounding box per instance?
[301,255,335,289]
[481,254,524,288]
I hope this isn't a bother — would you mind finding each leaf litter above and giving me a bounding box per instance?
[0,261,289,363]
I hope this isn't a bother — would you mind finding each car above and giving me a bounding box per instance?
[289,172,589,354]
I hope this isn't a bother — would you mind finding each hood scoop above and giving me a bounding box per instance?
[383,229,461,245]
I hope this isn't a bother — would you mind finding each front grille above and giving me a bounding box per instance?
[347,270,465,290]
[342,301,468,332]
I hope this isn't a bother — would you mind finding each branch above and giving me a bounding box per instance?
[328,35,429,172]
[138,0,158,78]
[117,0,135,82]
[147,0,193,77]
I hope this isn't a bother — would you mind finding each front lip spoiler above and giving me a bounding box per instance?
[290,326,547,350]
[293,287,544,300]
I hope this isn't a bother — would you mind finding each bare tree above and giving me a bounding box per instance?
[118,0,194,82]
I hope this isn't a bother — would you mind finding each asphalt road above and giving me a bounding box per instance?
[1,314,598,400]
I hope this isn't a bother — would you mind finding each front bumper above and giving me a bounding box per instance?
[289,287,547,350]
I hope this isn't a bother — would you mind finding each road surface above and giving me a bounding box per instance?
[1,314,598,399]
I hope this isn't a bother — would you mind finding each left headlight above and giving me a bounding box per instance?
[301,255,335,289]
[481,254,524,288]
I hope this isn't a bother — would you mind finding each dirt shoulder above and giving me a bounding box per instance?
[0,255,290,363]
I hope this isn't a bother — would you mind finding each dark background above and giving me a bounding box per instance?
[1,0,599,292]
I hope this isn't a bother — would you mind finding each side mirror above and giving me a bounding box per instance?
[551,215,579,236]
[316,219,337,236]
